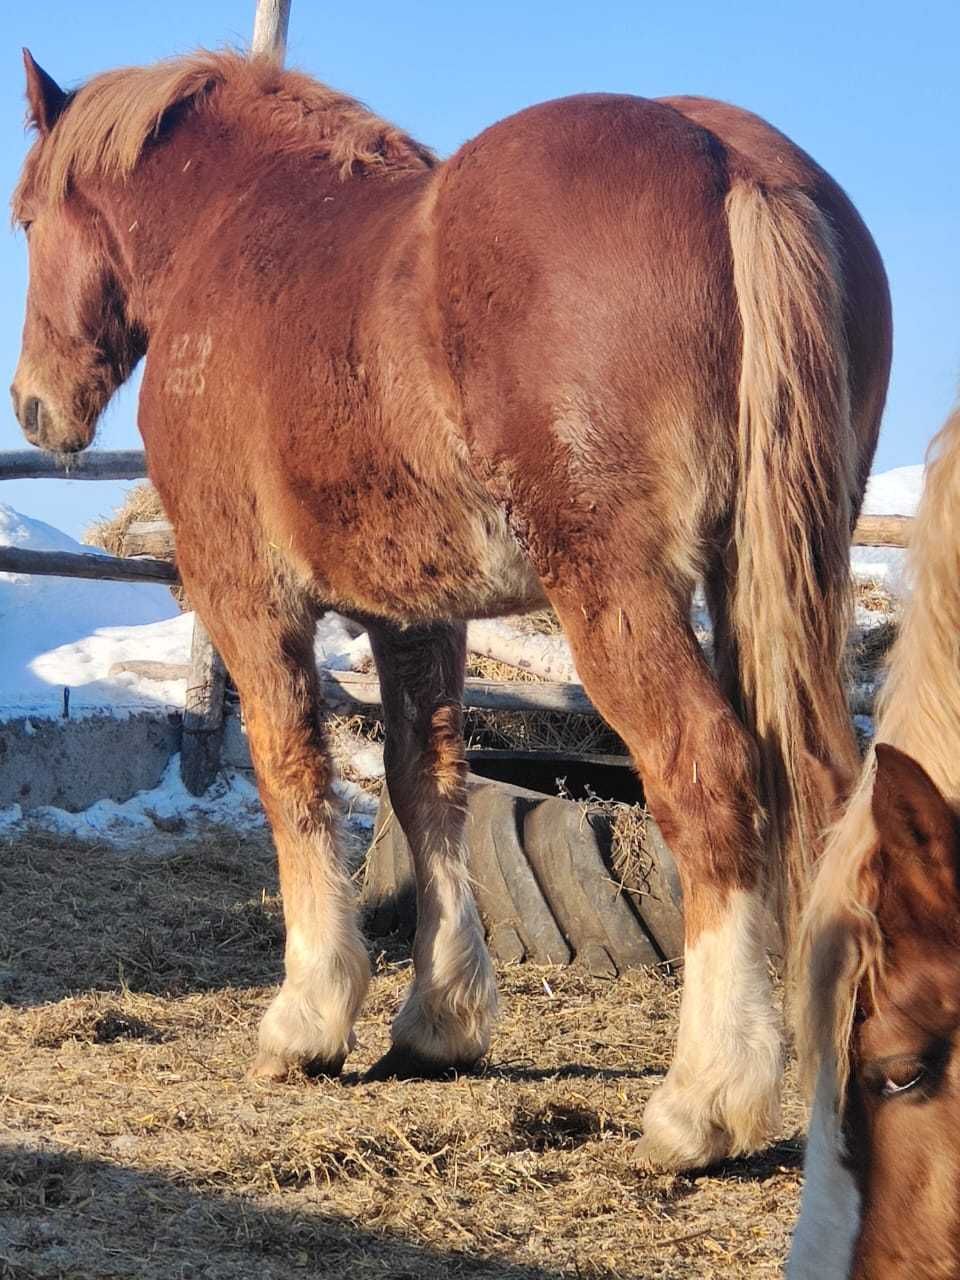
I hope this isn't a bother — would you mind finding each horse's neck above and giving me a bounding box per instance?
[95,116,341,337]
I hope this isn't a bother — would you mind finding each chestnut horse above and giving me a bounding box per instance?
[11,50,890,1171]
[792,407,960,1278]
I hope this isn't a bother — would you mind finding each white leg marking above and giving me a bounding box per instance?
[639,888,782,1169]
[393,854,497,1065]
[788,1065,861,1278]
[253,886,371,1078]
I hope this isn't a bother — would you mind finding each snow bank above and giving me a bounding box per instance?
[0,503,181,717]
[0,752,377,845]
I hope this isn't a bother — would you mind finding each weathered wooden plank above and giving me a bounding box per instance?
[0,449,148,481]
[852,514,913,548]
[180,617,228,796]
[317,668,879,721]
[317,669,597,716]
[252,0,291,59]
[0,545,177,584]
[122,519,176,560]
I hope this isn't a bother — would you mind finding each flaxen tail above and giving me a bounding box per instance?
[725,182,861,947]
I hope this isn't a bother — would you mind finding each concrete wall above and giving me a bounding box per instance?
[0,711,182,812]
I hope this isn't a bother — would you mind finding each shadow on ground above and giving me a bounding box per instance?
[0,1143,598,1280]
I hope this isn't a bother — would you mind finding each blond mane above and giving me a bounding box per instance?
[798,404,960,1096]
[13,50,434,216]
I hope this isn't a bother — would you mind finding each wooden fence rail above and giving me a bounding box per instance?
[0,450,149,481]
[853,515,912,548]
[0,452,919,551]
[0,544,177,584]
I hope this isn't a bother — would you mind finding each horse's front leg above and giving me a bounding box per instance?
[183,572,371,1080]
[364,621,497,1080]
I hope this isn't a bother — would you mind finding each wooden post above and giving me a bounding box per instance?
[251,0,291,60]
[180,618,228,796]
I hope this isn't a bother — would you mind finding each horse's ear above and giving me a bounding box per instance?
[866,743,960,934]
[23,49,66,136]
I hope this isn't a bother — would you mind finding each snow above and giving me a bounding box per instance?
[850,465,923,592]
[861,464,924,517]
[0,463,923,838]
[0,503,182,717]
[0,755,377,845]
[0,753,261,840]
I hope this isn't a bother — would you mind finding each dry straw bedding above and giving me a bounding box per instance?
[1,830,802,1280]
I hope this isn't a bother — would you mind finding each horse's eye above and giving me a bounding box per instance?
[862,1048,944,1102]
[880,1063,926,1098]
[21,220,33,235]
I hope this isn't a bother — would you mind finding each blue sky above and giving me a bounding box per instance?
[1,0,957,536]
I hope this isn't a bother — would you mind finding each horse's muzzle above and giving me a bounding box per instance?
[11,386,87,453]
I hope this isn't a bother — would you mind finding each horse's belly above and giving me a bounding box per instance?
[435,517,549,620]
[288,494,547,624]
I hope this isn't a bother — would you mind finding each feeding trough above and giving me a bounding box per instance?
[362,750,685,976]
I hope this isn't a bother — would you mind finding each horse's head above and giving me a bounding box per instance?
[10,52,144,454]
[791,744,960,1279]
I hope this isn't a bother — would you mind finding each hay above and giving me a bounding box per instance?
[0,830,803,1279]
[510,609,564,636]
[83,482,187,609]
[463,653,625,756]
[83,482,166,555]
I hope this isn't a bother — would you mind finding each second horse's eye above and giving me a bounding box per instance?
[881,1063,927,1098]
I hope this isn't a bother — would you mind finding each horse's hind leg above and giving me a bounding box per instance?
[364,621,497,1080]
[548,566,781,1170]
[182,571,370,1080]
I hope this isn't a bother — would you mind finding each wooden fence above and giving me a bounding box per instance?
[1,444,912,793]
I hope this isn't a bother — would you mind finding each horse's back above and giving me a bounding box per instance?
[432,92,888,526]
[431,95,743,531]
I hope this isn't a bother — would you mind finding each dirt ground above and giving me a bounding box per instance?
[0,829,804,1280]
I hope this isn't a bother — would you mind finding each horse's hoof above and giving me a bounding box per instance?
[303,1053,347,1080]
[632,1122,753,1174]
[247,1052,290,1082]
[362,1044,477,1083]
[247,1050,346,1082]
[633,1133,707,1174]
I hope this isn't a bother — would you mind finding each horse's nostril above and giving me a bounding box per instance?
[22,396,40,436]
